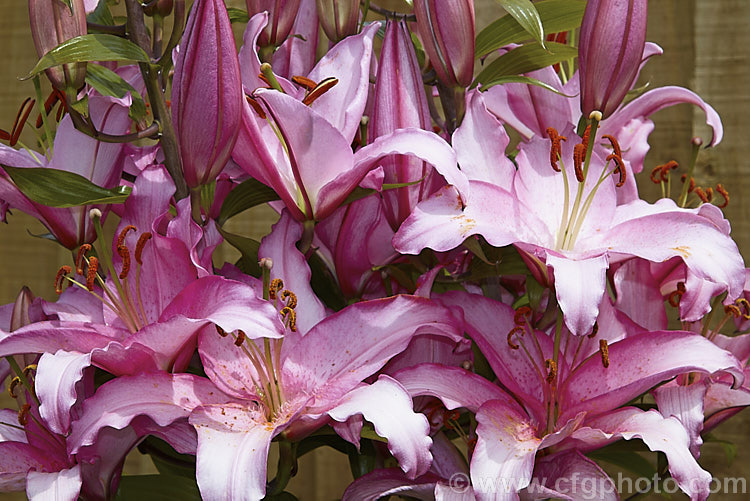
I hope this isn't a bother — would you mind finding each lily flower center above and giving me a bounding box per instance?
[54,210,152,333]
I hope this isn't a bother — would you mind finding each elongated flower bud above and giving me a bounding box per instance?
[578,0,648,118]
[316,0,359,43]
[172,0,242,189]
[28,0,87,91]
[369,20,432,228]
[413,0,475,88]
[246,0,302,47]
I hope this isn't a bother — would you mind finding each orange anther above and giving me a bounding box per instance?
[117,245,131,279]
[216,324,227,337]
[724,304,742,318]
[587,321,599,339]
[302,77,338,106]
[580,125,591,152]
[246,95,267,119]
[234,330,246,346]
[546,127,567,172]
[134,232,152,265]
[694,187,711,204]
[573,143,586,182]
[86,257,99,291]
[269,278,284,300]
[507,326,523,350]
[514,306,532,325]
[7,377,20,399]
[545,359,557,384]
[279,289,297,309]
[608,153,627,187]
[55,265,72,294]
[668,281,685,307]
[601,134,622,159]
[75,244,92,275]
[17,403,31,426]
[280,306,297,332]
[681,174,695,193]
[735,298,750,320]
[599,339,609,368]
[291,75,317,91]
[117,225,136,247]
[716,184,729,208]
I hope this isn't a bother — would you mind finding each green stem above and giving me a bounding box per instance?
[267,439,297,495]
[6,356,39,406]
[32,76,53,156]
[677,138,703,208]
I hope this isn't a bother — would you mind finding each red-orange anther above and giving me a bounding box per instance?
[291,75,317,91]
[580,125,591,152]
[681,174,695,193]
[588,321,599,339]
[280,306,297,332]
[7,377,20,398]
[716,184,729,208]
[736,298,750,320]
[658,161,678,182]
[117,225,136,247]
[86,257,99,291]
[117,245,131,280]
[601,134,622,159]
[55,265,72,294]
[546,127,567,172]
[17,403,31,426]
[269,278,284,300]
[725,304,742,318]
[35,90,62,128]
[135,232,152,265]
[608,154,627,187]
[216,325,228,337]
[650,165,664,184]
[599,339,609,368]
[246,95,267,120]
[75,244,91,275]
[514,306,532,325]
[234,330,246,346]
[694,187,712,204]
[668,281,686,307]
[507,326,523,349]
[573,143,586,182]
[279,290,297,309]
[302,77,338,106]
[1,98,36,146]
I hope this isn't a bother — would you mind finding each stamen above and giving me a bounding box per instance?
[694,187,711,204]
[650,166,664,184]
[117,225,136,247]
[269,278,284,300]
[680,174,696,193]
[601,134,622,159]
[280,306,297,332]
[86,257,99,291]
[573,143,586,182]
[544,359,557,384]
[2,98,36,146]
[75,244,92,275]
[22,364,36,379]
[716,184,729,208]
[724,304,742,318]
[246,95,267,119]
[135,232,152,265]
[291,75,317,91]
[55,265,72,294]
[668,281,686,307]
[580,125,591,152]
[587,321,599,339]
[216,325,228,337]
[302,77,338,106]
[117,245,131,279]
[507,326,523,349]
[234,330,246,346]
[279,290,297,309]
[8,377,20,398]
[546,127,567,172]
[735,298,750,320]
[17,403,30,426]
[513,306,532,325]
[608,153,627,187]
[35,90,62,128]
[599,339,609,368]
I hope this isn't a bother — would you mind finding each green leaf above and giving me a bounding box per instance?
[476,0,586,58]
[478,74,576,94]
[495,0,546,49]
[227,7,249,23]
[587,447,656,479]
[473,41,578,89]
[87,0,115,26]
[24,34,150,80]
[138,436,196,479]
[115,475,201,501]
[219,227,262,277]
[85,63,148,122]
[360,424,388,443]
[3,166,130,207]
[308,251,347,311]
[703,433,738,466]
[264,492,299,501]
[218,178,280,225]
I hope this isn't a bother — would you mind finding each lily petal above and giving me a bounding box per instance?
[547,253,609,336]
[26,465,81,501]
[36,350,91,435]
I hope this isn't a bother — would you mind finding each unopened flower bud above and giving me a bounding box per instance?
[28,0,87,91]
[246,0,302,47]
[413,0,475,88]
[578,0,648,119]
[143,0,174,17]
[316,0,359,43]
[172,0,243,188]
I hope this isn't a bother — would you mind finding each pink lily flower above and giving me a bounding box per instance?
[0,93,131,249]
[392,290,744,500]
[233,15,468,222]
[394,122,744,335]
[172,0,242,189]
[271,0,319,78]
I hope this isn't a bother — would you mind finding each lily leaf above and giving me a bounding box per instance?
[3,166,130,207]
[227,7,249,23]
[473,41,578,89]
[218,178,279,225]
[85,63,148,122]
[476,0,586,58]
[495,0,546,49]
[341,178,425,207]
[24,34,150,80]
[479,74,576,94]
[115,475,201,501]
[219,227,262,278]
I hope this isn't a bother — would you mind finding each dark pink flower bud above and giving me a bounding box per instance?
[369,19,433,228]
[579,0,648,119]
[246,0,302,47]
[413,0,475,88]
[28,0,87,90]
[172,0,242,189]
[316,0,359,43]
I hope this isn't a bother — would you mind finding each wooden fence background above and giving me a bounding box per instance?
[0,0,748,499]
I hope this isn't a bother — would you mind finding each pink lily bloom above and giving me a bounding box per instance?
[394,119,744,335]
[392,291,743,500]
[233,15,468,222]
[271,0,319,78]
[0,93,131,249]
[172,0,242,189]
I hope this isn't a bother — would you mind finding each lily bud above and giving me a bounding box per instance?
[172,0,243,189]
[413,0,475,88]
[143,0,174,17]
[246,0,302,47]
[10,287,35,332]
[578,0,648,119]
[316,0,359,43]
[369,19,433,228]
[28,0,87,91]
